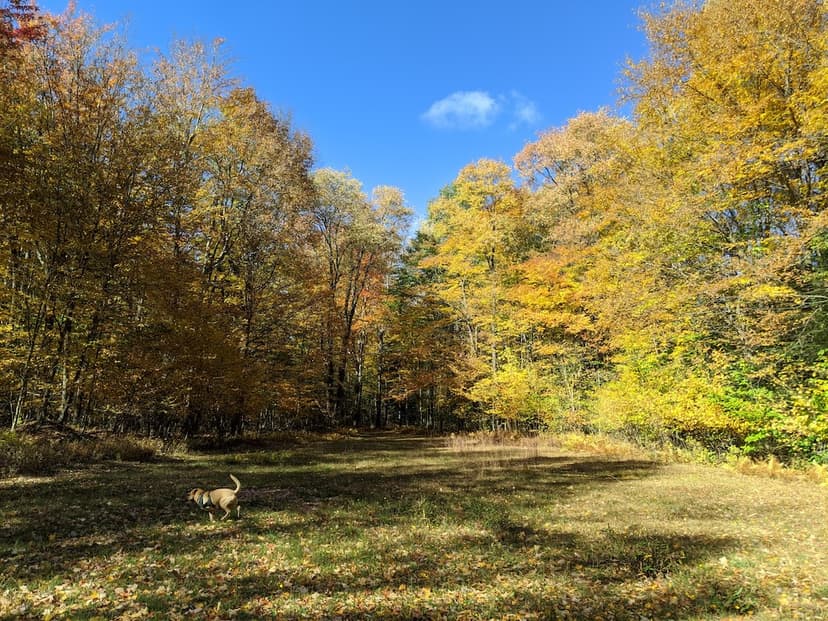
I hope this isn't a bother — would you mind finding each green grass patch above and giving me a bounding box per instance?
[1,432,826,619]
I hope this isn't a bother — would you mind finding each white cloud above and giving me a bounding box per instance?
[421,91,500,130]
[510,91,541,127]
[422,90,541,131]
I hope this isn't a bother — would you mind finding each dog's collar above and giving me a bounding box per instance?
[197,492,213,509]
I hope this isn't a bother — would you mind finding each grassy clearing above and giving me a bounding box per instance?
[1,432,826,620]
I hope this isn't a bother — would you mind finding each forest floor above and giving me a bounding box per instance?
[1,432,826,620]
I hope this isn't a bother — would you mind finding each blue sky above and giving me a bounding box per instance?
[38,1,651,219]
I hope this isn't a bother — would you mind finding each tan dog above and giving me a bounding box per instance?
[187,474,241,521]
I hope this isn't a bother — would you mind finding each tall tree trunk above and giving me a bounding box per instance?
[374,329,385,429]
[335,358,347,425]
[12,299,47,430]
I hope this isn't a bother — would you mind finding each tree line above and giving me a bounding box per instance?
[0,3,410,435]
[2,0,827,461]
[397,0,827,460]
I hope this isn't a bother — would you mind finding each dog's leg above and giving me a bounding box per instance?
[208,511,215,522]
[221,509,231,520]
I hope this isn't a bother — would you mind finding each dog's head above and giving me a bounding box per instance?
[186,488,204,502]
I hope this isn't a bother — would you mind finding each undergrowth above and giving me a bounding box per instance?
[0,428,166,477]
[448,430,828,485]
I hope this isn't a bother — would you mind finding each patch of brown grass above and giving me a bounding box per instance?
[727,453,828,485]
[0,427,166,477]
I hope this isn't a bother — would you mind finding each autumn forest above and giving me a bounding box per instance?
[2,0,827,462]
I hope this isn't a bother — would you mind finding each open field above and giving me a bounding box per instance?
[1,433,827,620]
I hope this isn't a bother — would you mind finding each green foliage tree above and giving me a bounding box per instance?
[386,229,465,430]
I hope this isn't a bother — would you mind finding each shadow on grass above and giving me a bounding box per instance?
[0,437,654,571]
[0,434,765,620]
[11,526,750,621]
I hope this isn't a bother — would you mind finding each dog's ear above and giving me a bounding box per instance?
[187,489,197,500]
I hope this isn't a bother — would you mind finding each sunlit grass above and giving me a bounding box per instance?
[1,433,826,619]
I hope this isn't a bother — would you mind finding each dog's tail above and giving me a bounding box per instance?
[229,474,241,493]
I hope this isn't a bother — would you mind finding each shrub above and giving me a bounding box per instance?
[0,431,64,476]
[0,429,163,477]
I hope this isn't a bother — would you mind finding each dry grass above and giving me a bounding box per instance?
[725,453,828,485]
[0,428,166,477]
